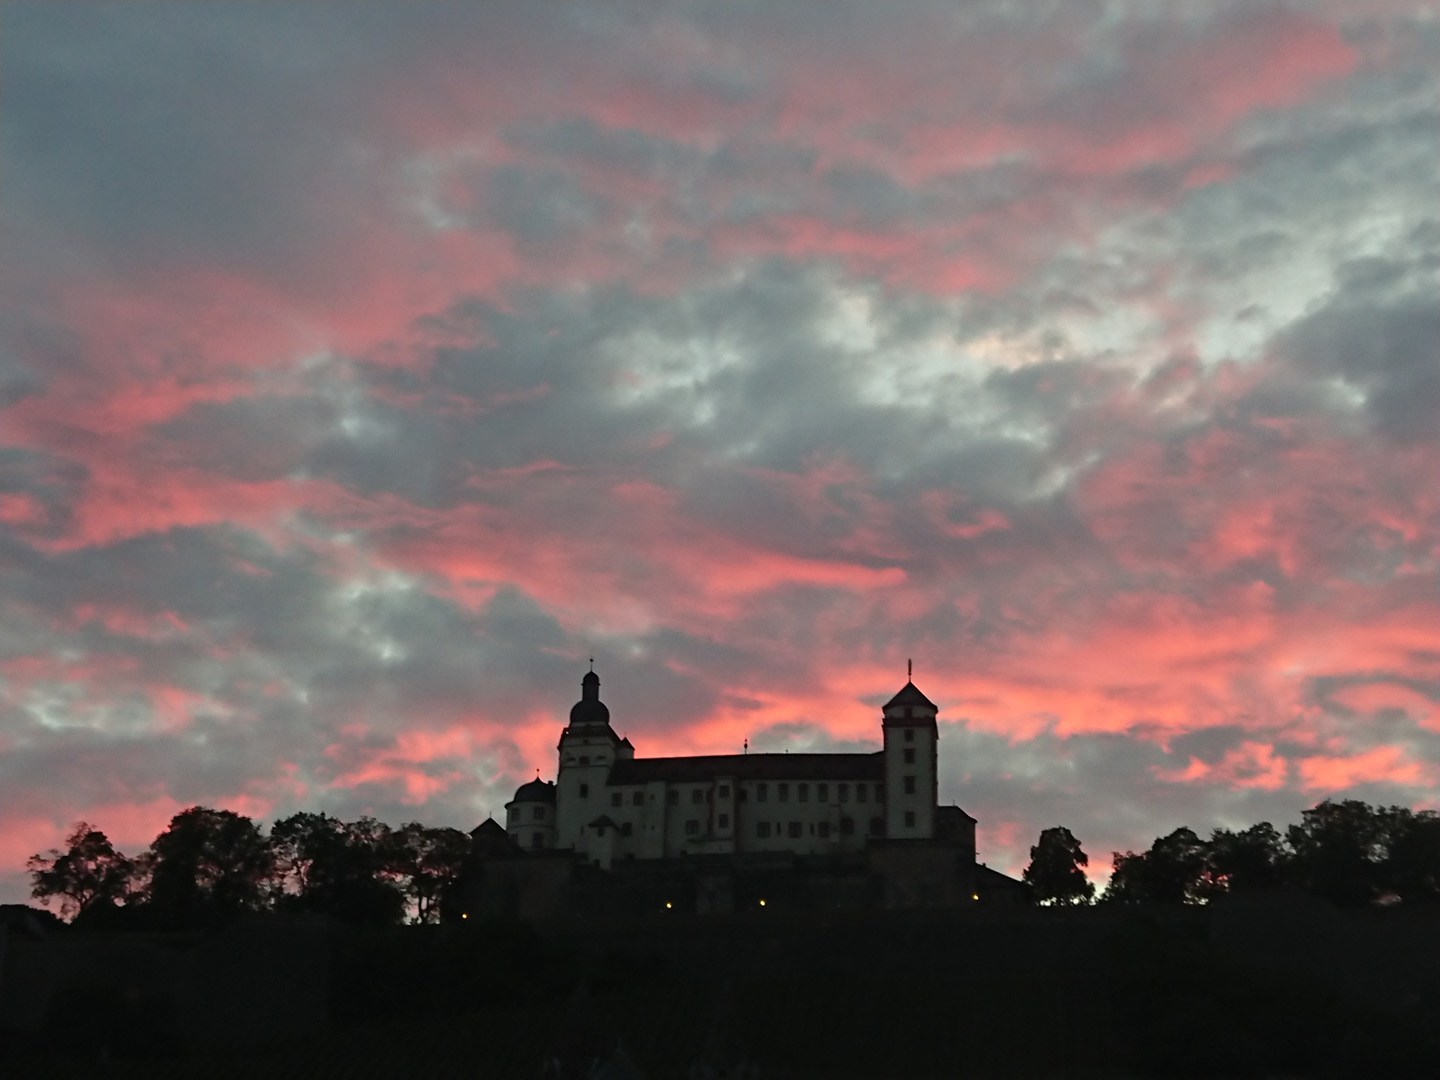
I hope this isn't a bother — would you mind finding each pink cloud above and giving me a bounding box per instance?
[1155,741,1290,791]
[1299,745,1434,792]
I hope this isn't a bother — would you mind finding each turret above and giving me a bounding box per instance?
[504,779,557,850]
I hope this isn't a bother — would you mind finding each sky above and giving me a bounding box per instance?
[1,1,1438,905]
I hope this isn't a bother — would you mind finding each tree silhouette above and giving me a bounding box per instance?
[1384,809,1440,903]
[1103,827,1207,903]
[1285,799,1390,906]
[1023,826,1095,905]
[145,806,275,926]
[390,823,473,924]
[27,822,137,920]
[270,812,404,925]
[1204,822,1283,895]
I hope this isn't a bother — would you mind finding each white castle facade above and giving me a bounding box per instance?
[504,669,975,873]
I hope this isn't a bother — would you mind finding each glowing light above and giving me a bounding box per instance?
[665,901,673,909]
[758,898,766,907]
[462,912,468,919]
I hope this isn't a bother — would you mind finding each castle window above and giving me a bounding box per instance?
[531,833,542,849]
[856,784,866,803]
[869,817,884,837]
[580,755,591,764]
[611,792,623,808]
[787,821,802,838]
[757,783,768,802]
[818,821,831,839]
[621,822,633,837]
[692,789,704,804]
[798,783,809,803]
[666,790,679,806]
[877,784,885,802]
[579,784,589,798]
[685,819,699,835]
[632,792,644,806]
[903,748,915,764]
[718,813,730,829]
[756,821,771,838]
[817,783,828,802]
[838,784,849,803]
[738,788,747,802]
[903,776,916,795]
[904,810,916,828]
[904,729,914,743]
[840,817,855,836]
[778,783,789,802]
[719,785,730,799]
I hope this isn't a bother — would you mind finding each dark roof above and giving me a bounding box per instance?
[587,815,618,830]
[569,669,612,727]
[883,681,937,710]
[608,751,885,785]
[468,817,519,857]
[508,778,557,804]
[975,863,1028,891]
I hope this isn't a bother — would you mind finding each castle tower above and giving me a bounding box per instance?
[881,676,938,839]
[554,669,628,851]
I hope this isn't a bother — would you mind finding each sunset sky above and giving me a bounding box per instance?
[2,2,1437,904]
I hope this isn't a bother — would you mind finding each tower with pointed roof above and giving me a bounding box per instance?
[881,675,939,839]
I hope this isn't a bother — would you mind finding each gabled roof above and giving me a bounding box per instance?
[883,681,936,710]
[587,815,618,830]
[469,817,519,857]
[608,752,885,785]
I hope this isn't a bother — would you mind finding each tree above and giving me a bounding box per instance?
[1102,827,1207,904]
[1383,809,1440,903]
[1285,799,1390,905]
[145,806,275,925]
[1204,822,1284,896]
[1023,826,1095,905]
[27,823,137,920]
[269,812,405,925]
[389,823,473,924]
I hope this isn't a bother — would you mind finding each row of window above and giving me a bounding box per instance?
[577,778,918,803]
[753,781,884,804]
[514,805,547,822]
[591,809,920,844]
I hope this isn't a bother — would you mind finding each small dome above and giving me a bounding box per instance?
[511,778,556,804]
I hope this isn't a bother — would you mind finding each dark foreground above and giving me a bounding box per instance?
[4,897,1440,1079]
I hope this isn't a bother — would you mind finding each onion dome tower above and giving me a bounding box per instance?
[555,667,632,851]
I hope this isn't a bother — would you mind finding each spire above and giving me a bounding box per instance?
[581,668,600,700]
[908,657,913,682]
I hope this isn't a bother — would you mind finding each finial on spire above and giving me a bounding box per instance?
[908,657,913,682]
[589,655,594,672]
[743,737,749,755]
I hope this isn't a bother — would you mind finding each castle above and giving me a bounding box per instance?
[480,669,1012,916]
